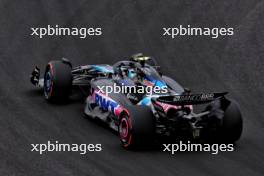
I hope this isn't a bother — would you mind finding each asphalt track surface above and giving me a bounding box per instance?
[0,0,263,176]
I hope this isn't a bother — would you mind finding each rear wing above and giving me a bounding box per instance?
[153,92,228,105]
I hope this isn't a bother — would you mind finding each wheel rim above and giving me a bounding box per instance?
[120,118,129,138]
[44,67,53,98]
[119,115,132,146]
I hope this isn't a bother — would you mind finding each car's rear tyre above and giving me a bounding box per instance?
[119,106,155,149]
[208,99,243,143]
[44,61,72,101]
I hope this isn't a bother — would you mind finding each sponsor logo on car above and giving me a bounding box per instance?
[94,90,123,116]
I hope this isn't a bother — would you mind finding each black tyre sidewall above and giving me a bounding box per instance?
[220,100,243,143]
[44,61,72,101]
[119,106,155,149]
[208,99,243,143]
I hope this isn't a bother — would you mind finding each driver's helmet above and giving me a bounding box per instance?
[127,69,137,79]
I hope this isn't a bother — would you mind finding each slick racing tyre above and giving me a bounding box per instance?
[44,61,72,101]
[207,98,243,143]
[218,99,243,143]
[119,106,155,149]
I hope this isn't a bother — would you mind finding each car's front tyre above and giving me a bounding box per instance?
[44,61,72,101]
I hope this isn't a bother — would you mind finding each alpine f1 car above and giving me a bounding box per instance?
[30,53,243,149]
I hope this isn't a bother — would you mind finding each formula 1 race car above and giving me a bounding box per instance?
[30,53,243,149]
